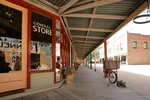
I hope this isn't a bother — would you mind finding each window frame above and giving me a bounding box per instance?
[133,41,137,49]
[30,10,54,72]
[144,42,148,49]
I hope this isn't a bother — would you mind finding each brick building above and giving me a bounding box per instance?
[99,32,150,65]
[128,33,150,65]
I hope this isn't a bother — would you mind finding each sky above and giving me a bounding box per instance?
[119,8,150,35]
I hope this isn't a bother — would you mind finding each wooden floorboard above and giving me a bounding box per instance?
[56,89,85,100]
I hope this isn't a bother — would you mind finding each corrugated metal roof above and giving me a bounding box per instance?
[33,0,147,59]
[67,17,91,28]
[46,0,71,7]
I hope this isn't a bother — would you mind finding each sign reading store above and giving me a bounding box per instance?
[31,11,53,43]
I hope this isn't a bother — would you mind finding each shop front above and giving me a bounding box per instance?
[0,0,71,93]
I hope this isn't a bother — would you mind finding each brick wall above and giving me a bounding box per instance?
[128,32,150,65]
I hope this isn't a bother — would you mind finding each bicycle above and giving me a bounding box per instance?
[103,60,120,86]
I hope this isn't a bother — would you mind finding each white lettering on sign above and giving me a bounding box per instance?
[0,41,39,53]
[33,21,52,36]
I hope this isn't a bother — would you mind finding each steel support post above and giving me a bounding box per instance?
[104,40,108,61]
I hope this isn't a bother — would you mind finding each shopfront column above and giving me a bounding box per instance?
[104,40,108,61]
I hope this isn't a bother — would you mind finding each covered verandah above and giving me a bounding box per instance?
[0,0,150,99]
[2,66,149,100]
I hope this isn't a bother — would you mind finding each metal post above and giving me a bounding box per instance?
[90,53,92,69]
[94,50,96,71]
[104,40,108,61]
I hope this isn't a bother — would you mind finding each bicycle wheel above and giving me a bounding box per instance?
[108,71,117,84]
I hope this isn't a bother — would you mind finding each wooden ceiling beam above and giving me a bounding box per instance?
[67,27,113,32]
[63,0,122,14]
[73,43,96,46]
[59,0,78,14]
[74,46,92,48]
[73,40,99,43]
[71,35,105,39]
[83,2,97,48]
[73,0,94,7]
[63,17,72,40]
[63,13,127,20]
[90,0,150,59]
[57,0,66,7]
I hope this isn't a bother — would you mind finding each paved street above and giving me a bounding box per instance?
[94,64,150,98]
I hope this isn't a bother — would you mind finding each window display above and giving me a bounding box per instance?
[30,11,53,71]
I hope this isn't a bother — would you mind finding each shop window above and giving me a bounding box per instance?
[121,56,126,61]
[133,41,137,49]
[0,4,22,73]
[30,11,53,71]
[144,42,148,49]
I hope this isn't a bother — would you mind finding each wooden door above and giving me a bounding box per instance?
[0,0,28,92]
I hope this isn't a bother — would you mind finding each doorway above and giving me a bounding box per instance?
[0,0,28,92]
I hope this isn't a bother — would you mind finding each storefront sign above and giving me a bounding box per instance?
[33,21,52,36]
[31,12,53,37]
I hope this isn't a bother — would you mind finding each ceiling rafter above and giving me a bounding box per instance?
[74,46,92,48]
[67,27,113,32]
[73,43,96,46]
[63,17,72,40]
[88,0,149,59]
[73,40,99,43]
[63,13,127,20]
[57,0,66,7]
[59,0,78,14]
[55,0,63,6]
[84,2,97,47]
[73,0,94,7]
[71,35,105,39]
[62,0,122,14]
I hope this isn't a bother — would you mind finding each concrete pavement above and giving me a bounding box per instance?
[94,64,150,99]
[13,65,150,100]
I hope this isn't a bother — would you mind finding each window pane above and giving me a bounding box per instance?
[0,4,22,73]
[31,11,53,71]
[133,41,137,48]
[144,42,147,49]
